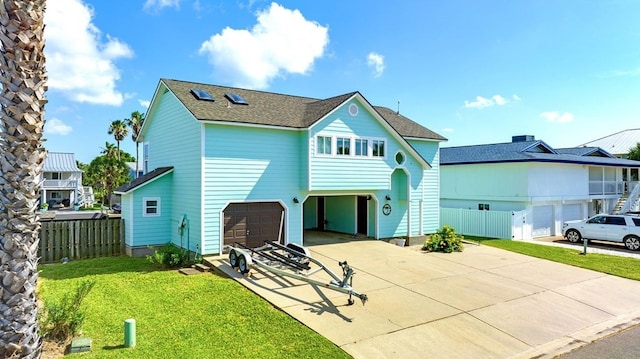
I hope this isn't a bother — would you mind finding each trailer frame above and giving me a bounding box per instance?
[226,241,368,306]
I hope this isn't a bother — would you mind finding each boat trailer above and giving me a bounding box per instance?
[226,241,368,306]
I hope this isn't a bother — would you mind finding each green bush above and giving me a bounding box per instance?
[40,279,96,342]
[147,243,191,268]
[422,225,464,253]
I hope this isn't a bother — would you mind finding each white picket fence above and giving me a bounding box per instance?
[440,208,527,239]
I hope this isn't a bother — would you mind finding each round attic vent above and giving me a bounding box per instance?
[348,103,358,116]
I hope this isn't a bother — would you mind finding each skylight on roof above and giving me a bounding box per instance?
[224,93,248,105]
[191,89,215,101]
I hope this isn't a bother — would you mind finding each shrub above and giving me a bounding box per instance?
[422,225,464,253]
[147,243,191,268]
[40,279,96,342]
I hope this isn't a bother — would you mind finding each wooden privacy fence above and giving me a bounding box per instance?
[39,218,124,263]
[440,208,527,239]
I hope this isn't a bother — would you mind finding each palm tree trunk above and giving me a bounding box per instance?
[0,1,47,358]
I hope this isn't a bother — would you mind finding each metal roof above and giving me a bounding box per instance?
[441,140,640,167]
[113,167,174,194]
[579,128,640,156]
[43,152,82,172]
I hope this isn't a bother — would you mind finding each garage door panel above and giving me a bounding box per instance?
[532,205,553,237]
[224,202,284,248]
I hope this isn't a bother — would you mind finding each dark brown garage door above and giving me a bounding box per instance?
[224,202,284,248]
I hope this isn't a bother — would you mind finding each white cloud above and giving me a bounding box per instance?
[464,94,518,109]
[367,52,385,78]
[45,0,134,106]
[540,111,574,123]
[199,2,329,89]
[139,99,151,108]
[45,118,73,135]
[144,0,181,11]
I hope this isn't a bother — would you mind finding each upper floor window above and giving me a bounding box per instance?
[143,197,160,217]
[337,137,350,155]
[317,136,332,155]
[372,140,385,157]
[51,172,61,180]
[355,139,368,156]
[143,143,149,173]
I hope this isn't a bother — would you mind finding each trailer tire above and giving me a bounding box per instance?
[238,254,250,276]
[229,249,239,268]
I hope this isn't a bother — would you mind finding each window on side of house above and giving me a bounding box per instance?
[372,139,385,157]
[337,137,351,155]
[143,143,149,173]
[316,136,332,155]
[143,197,161,217]
[51,191,62,199]
[355,139,368,156]
[51,172,61,180]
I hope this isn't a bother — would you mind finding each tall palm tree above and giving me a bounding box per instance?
[0,1,47,358]
[108,119,128,160]
[125,111,145,178]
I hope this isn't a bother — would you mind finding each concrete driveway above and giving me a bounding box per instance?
[211,238,640,358]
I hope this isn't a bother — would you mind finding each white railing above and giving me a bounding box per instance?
[619,182,640,214]
[42,180,78,189]
[589,181,624,195]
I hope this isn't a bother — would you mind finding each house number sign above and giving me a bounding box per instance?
[382,204,392,216]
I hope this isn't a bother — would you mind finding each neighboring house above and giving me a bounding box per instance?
[579,128,640,158]
[440,135,640,238]
[114,78,446,256]
[41,152,94,208]
[125,161,144,180]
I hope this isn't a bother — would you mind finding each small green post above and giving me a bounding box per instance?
[124,318,136,348]
[581,238,588,255]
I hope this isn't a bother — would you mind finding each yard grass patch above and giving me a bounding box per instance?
[38,257,350,358]
[468,237,640,281]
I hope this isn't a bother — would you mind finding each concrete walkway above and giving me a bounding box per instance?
[210,240,640,358]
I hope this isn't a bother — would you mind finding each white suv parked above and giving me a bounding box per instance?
[562,214,640,251]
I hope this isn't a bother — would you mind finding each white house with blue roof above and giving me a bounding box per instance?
[41,152,94,209]
[440,135,640,238]
[114,79,446,256]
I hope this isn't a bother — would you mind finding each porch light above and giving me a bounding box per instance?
[385,195,391,201]
[293,197,299,204]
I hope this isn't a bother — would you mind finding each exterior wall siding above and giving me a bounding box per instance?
[203,124,303,254]
[141,89,202,253]
[308,100,414,190]
[408,139,441,235]
[127,173,173,247]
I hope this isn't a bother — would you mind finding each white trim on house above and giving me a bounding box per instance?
[142,197,161,217]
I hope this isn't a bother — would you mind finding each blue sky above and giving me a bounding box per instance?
[44,0,640,163]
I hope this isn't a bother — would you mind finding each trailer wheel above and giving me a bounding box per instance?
[238,254,250,276]
[229,249,239,268]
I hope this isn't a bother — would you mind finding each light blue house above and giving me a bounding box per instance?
[114,79,446,256]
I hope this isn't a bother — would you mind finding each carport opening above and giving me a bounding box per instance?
[302,195,375,246]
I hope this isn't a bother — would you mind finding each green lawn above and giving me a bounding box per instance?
[38,257,351,358]
[467,237,640,281]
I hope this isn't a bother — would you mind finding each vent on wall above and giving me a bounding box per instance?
[191,89,215,101]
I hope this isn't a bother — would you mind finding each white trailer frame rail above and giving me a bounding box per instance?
[226,241,368,306]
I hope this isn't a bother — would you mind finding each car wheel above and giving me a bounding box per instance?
[566,229,582,243]
[624,236,640,251]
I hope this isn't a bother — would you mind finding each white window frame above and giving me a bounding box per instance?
[355,138,368,157]
[316,135,332,156]
[336,137,351,155]
[143,142,149,174]
[314,135,386,159]
[143,197,161,217]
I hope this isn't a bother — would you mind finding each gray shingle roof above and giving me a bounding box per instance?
[441,140,640,167]
[113,167,173,194]
[44,152,81,172]
[160,78,445,140]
